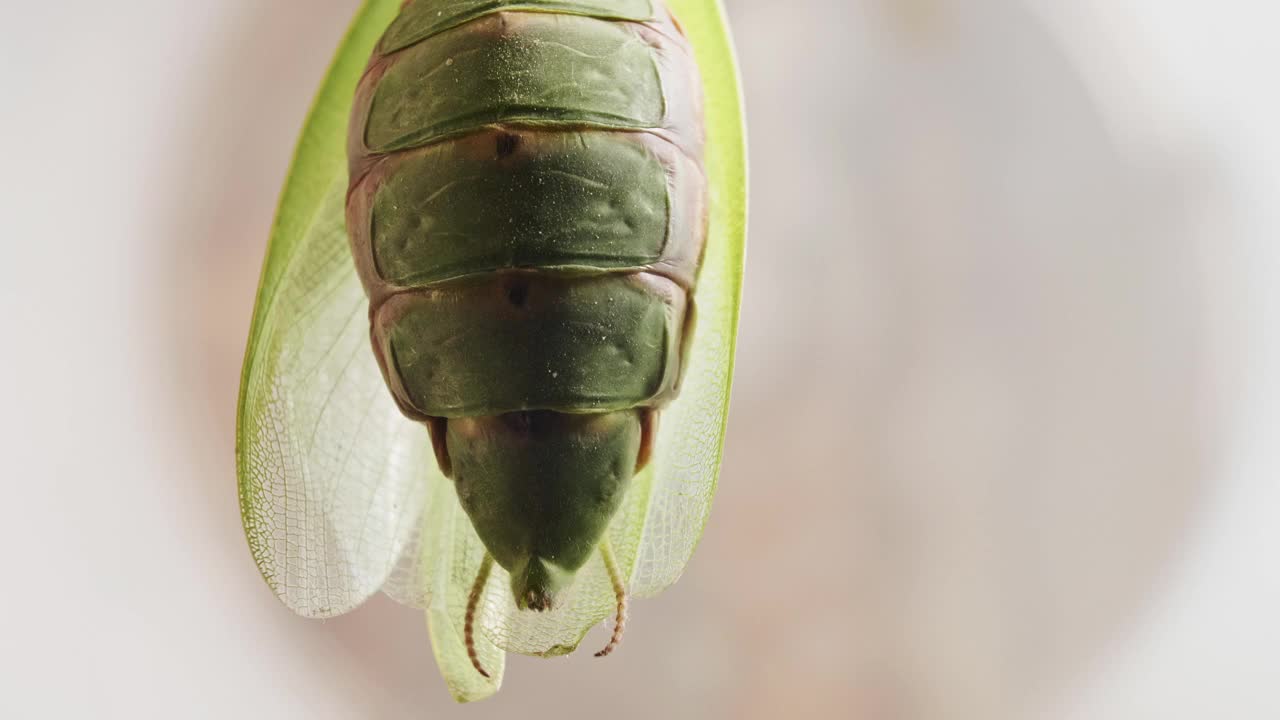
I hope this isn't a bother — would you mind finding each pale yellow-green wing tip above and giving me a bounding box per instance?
[428,605,506,702]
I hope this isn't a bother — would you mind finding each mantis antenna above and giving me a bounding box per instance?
[465,554,496,678]
[595,539,629,658]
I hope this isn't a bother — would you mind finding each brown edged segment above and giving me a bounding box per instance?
[371,271,688,419]
[347,7,703,179]
[346,128,707,299]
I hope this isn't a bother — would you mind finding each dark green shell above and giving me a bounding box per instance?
[346,0,705,608]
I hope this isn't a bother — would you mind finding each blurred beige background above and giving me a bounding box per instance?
[3,0,1279,718]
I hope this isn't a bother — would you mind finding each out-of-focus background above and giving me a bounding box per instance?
[3,0,1278,717]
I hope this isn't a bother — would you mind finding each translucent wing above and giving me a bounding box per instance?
[236,0,430,618]
[238,181,431,616]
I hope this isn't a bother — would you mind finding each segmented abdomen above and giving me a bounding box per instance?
[347,0,706,420]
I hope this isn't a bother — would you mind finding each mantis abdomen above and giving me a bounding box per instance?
[345,0,707,611]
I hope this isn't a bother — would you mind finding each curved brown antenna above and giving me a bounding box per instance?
[465,554,496,678]
[595,539,629,658]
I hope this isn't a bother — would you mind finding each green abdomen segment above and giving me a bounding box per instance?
[349,128,706,290]
[376,0,657,54]
[348,0,705,420]
[374,272,687,418]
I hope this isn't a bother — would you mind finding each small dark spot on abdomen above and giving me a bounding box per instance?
[495,132,521,158]
[505,277,530,308]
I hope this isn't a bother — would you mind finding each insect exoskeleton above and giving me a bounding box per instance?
[344,0,707,662]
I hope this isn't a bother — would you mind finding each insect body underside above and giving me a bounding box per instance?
[345,0,707,611]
